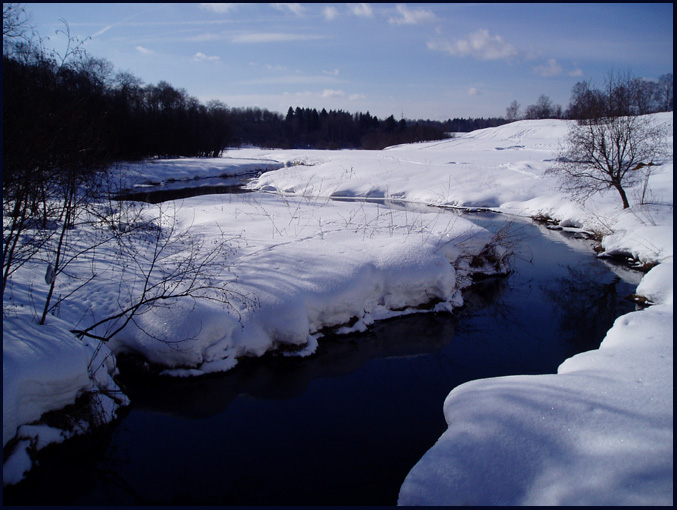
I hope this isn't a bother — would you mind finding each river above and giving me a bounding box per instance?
[4,200,642,505]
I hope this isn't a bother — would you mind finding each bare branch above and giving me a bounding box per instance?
[548,113,670,209]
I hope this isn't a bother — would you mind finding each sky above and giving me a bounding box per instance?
[22,3,674,121]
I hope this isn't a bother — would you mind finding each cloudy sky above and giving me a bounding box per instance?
[25,3,673,120]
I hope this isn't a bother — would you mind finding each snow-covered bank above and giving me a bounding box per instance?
[240,113,672,261]
[3,191,506,484]
[3,314,129,485]
[228,113,672,505]
[7,194,506,378]
[109,156,283,193]
[398,263,673,506]
[3,113,672,499]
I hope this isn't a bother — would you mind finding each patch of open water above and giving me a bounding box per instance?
[114,175,256,203]
[4,192,642,506]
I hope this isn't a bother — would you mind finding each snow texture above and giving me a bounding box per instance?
[3,314,129,484]
[3,113,672,501]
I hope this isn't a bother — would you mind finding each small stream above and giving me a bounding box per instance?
[4,187,643,506]
[113,175,256,203]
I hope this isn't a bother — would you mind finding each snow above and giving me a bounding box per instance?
[600,203,674,264]
[397,277,673,505]
[3,113,672,502]
[3,313,129,484]
[70,193,499,374]
[109,156,284,193]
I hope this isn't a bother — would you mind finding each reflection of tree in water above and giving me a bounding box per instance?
[458,274,509,316]
[454,270,549,350]
[110,275,514,420]
[541,263,634,351]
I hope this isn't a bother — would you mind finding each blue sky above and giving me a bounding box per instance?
[25,3,673,120]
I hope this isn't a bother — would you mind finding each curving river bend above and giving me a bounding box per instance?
[4,205,642,506]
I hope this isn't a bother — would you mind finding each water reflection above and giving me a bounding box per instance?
[541,262,632,350]
[121,301,471,419]
[4,215,641,506]
[115,176,255,203]
[114,272,511,422]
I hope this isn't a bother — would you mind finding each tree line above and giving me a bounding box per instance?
[3,50,234,166]
[3,2,513,177]
[3,33,463,165]
[566,71,673,120]
[218,108,508,150]
[2,14,457,173]
[228,107,478,150]
[506,71,673,121]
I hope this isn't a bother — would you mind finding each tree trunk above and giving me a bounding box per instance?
[613,182,631,209]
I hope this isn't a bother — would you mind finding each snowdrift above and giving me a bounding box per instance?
[3,114,672,500]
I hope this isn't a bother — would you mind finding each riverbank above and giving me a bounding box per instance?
[3,191,508,485]
[3,114,672,501]
[398,261,672,505]
[236,115,672,504]
[3,214,642,505]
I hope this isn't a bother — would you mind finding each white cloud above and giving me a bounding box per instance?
[136,46,154,55]
[194,52,220,62]
[569,68,584,77]
[270,3,306,16]
[320,89,365,101]
[323,6,339,20]
[467,87,479,96]
[241,74,340,85]
[322,89,346,98]
[200,3,240,14]
[427,29,518,61]
[388,4,438,25]
[232,32,323,43]
[533,58,562,77]
[323,69,339,76]
[91,25,113,38]
[184,32,226,43]
[350,3,374,18]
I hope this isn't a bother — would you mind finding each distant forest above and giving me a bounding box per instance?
[3,5,511,170]
[228,107,508,150]
[3,4,672,171]
[4,43,507,164]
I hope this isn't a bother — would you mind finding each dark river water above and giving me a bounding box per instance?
[4,201,642,506]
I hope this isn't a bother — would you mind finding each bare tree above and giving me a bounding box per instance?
[3,3,33,54]
[3,18,109,301]
[656,73,673,112]
[505,100,521,122]
[524,95,561,120]
[548,114,670,209]
[567,80,607,120]
[69,199,254,343]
